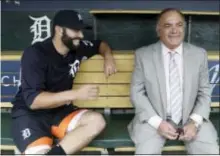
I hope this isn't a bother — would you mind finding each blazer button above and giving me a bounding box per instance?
[142,120,147,124]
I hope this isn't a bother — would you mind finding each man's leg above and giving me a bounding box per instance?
[185,122,219,155]
[12,114,53,155]
[51,106,106,155]
[185,140,219,155]
[23,137,52,155]
[135,134,166,155]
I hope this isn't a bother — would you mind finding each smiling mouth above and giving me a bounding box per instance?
[169,36,180,37]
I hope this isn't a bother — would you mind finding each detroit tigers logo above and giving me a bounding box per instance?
[69,60,80,77]
[29,15,51,44]
[77,14,83,21]
[82,40,94,47]
[21,128,31,140]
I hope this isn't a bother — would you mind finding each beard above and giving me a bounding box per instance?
[61,30,81,51]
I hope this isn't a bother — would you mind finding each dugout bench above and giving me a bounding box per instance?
[1,51,219,155]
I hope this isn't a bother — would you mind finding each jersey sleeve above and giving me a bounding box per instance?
[77,39,102,59]
[21,47,47,108]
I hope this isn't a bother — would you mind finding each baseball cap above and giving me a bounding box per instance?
[53,10,92,30]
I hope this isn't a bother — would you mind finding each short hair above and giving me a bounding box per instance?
[157,8,185,24]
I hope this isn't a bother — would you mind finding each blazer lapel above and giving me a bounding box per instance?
[182,43,193,123]
[153,42,167,117]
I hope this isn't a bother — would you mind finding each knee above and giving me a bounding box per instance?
[186,141,220,154]
[88,112,106,131]
[135,147,162,155]
[135,141,163,155]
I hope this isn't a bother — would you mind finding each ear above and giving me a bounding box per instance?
[156,24,160,37]
[55,26,63,36]
[183,21,187,31]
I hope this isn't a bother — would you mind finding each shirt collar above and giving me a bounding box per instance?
[162,42,183,56]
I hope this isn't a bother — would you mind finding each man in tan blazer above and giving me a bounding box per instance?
[128,8,219,155]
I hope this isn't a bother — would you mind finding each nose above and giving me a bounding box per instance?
[171,27,177,34]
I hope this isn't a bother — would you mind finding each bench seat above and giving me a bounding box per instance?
[1,111,219,153]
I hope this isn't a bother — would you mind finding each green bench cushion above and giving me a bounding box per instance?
[1,113,13,146]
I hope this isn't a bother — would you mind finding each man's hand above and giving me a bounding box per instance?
[75,85,99,100]
[179,121,198,141]
[98,41,117,77]
[104,55,117,77]
[158,121,178,140]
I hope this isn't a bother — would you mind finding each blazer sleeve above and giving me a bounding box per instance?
[130,49,159,123]
[192,49,211,121]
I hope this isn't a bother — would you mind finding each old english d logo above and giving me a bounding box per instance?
[29,15,51,44]
[21,128,31,140]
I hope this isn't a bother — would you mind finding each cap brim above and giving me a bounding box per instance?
[83,24,93,30]
[71,23,93,30]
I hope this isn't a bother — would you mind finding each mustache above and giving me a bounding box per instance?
[70,37,83,41]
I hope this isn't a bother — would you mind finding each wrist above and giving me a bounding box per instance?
[189,119,200,130]
[104,53,113,60]
[66,90,78,101]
